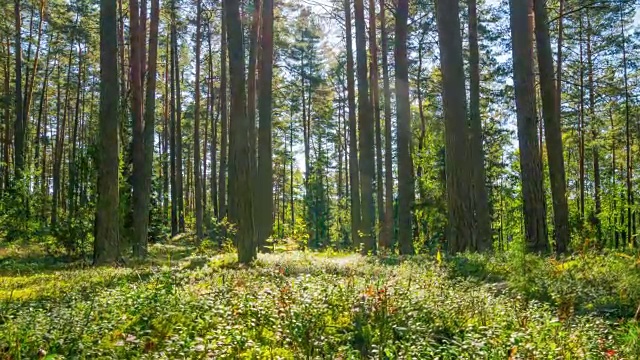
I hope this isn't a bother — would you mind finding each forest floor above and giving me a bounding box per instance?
[1,243,640,359]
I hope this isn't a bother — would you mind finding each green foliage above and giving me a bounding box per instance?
[2,248,640,358]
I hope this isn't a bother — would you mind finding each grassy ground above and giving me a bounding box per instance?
[1,245,640,359]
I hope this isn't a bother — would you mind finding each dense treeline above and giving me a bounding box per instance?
[0,0,639,263]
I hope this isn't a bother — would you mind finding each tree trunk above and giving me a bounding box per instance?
[396,0,414,255]
[586,10,601,242]
[14,0,25,180]
[95,0,121,265]
[68,46,83,217]
[34,37,53,179]
[225,0,256,263]
[257,0,274,250]
[130,0,144,246]
[133,0,159,256]
[556,0,563,121]
[193,0,204,241]
[620,4,632,247]
[369,0,384,245]
[2,40,10,192]
[218,1,228,221]
[248,0,262,246]
[162,41,170,226]
[509,0,548,253]
[354,0,376,254]
[117,0,127,149]
[533,0,570,253]
[23,0,45,135]
[436,0,475,253]
[468,0,492,251]
[344,0,361,248]
[209,28,219,218]
[578,13,586,224]
[380,0,392,250]
[52,44,74,227]
[169,2,178,236]
[176,60,184,232]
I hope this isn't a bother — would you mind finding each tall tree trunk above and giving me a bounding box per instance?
[130,0,144,246]
[556,0,563,123]
[218,0,228,220]
[162,41,170,226]
[14,0,24,180]
[193,0,204,241]
[169,2,178,236]
[578,13,586,223]
[586,10,601,242]
[117,0,127,148]
[509,0,548,253]
[257,0,274,250]
[354,0,376,254]
[209,27,219,218]
[380,0,393,250]
[133,0,159,256]
[34,38,53,177]
[396,0,414,255]
[225,0,256,263]
[23,0,45,150]
[468,0,492,251]
[175,42,184,232]
[344,0,361,248]
[2,40,10,192]
[52,44,74,227]
[437,0,474,253]
[369,0,384,245]
[69,47,83,217]
[248,0,261,245]
[95,0,121,265]
[620,4,632,247]
[534,0,570,253]
[611,107,618,247]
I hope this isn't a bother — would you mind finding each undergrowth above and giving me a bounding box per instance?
[1,246,640,359]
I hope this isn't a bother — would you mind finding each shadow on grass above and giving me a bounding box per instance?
[0,243,197,276]
[442,253,640,321]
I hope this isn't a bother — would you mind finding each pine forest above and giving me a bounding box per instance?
[2,0,640,357]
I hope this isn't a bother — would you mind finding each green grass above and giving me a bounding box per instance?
[1,246,640,359]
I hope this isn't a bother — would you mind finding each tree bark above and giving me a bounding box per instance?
[369,0,384,246]
[586,10,601,242]
[248,0,262,245]
[52,43,75,227]
[533,0,570,253]
[194,0,204,241]
[225,0,256,263]
[169,2,178,236]
[468,0,492,251]
[509,0,548,253]
[14,0,24,180]
[218,1,228,221]
[344,0,361,248]
[132,0,159,256]
[95,0,121,265]
[620,4,632,247]
[175,49,184,232]
[354,0,376,254]
[2,40,10,192]
[578,14,586,224]
[380,0,393,250]
[437,0,475,253]
[396,0,414,255]
[162,42,169,226]
[257,0,274,250]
